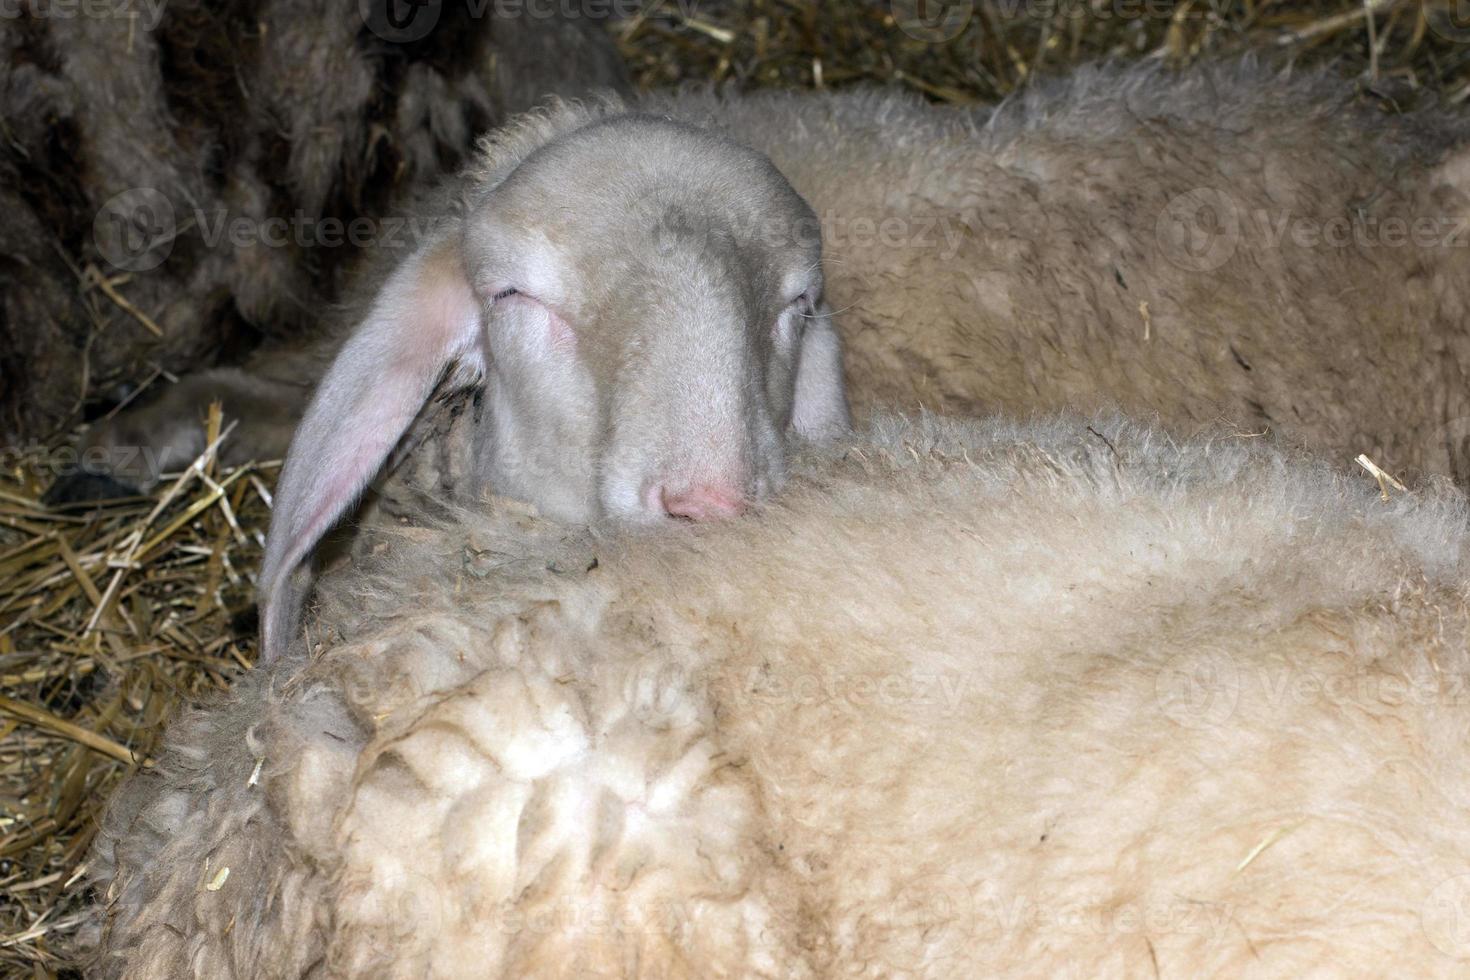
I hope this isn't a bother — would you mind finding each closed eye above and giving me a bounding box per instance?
[490,287,575,351]
[773,293,814,346]
[493,288,556,315]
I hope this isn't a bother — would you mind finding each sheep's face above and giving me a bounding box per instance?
[464,116,850,524]
[257,115,850,663]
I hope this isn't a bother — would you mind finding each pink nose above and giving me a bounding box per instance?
[660,484,747,521]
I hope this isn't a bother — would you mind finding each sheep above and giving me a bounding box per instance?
[251,104,852,663]
[2,0,628,442]
[661,58,1470,482]
[247,58,1470,660]
[61,58,1470,503]
[89,410,1470,977]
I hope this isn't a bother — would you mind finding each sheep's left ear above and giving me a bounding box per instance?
[791,302,851,440]
[257,234,485,664]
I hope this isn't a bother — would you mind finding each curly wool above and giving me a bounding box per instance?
[90,412,1470,977]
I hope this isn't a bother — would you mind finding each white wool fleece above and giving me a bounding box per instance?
[90,412,1470,978]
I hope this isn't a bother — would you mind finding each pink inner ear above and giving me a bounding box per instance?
[259,238,484,661]
[280,353,447,575]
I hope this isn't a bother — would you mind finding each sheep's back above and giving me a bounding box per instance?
[660,62,1470,483]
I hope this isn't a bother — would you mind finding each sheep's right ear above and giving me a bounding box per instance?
[792,301,852,440]
[256,236,485,664]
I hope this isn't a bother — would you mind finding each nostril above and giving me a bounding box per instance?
[660,484,747,522]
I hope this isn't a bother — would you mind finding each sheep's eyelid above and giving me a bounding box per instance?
[788,292,816,316]
[492,290,564,319]
[774,296,812,342]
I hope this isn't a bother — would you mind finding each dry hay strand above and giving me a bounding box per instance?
[9,0,1470,973]
[0,404,269,974]
[618,0,1470,104]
